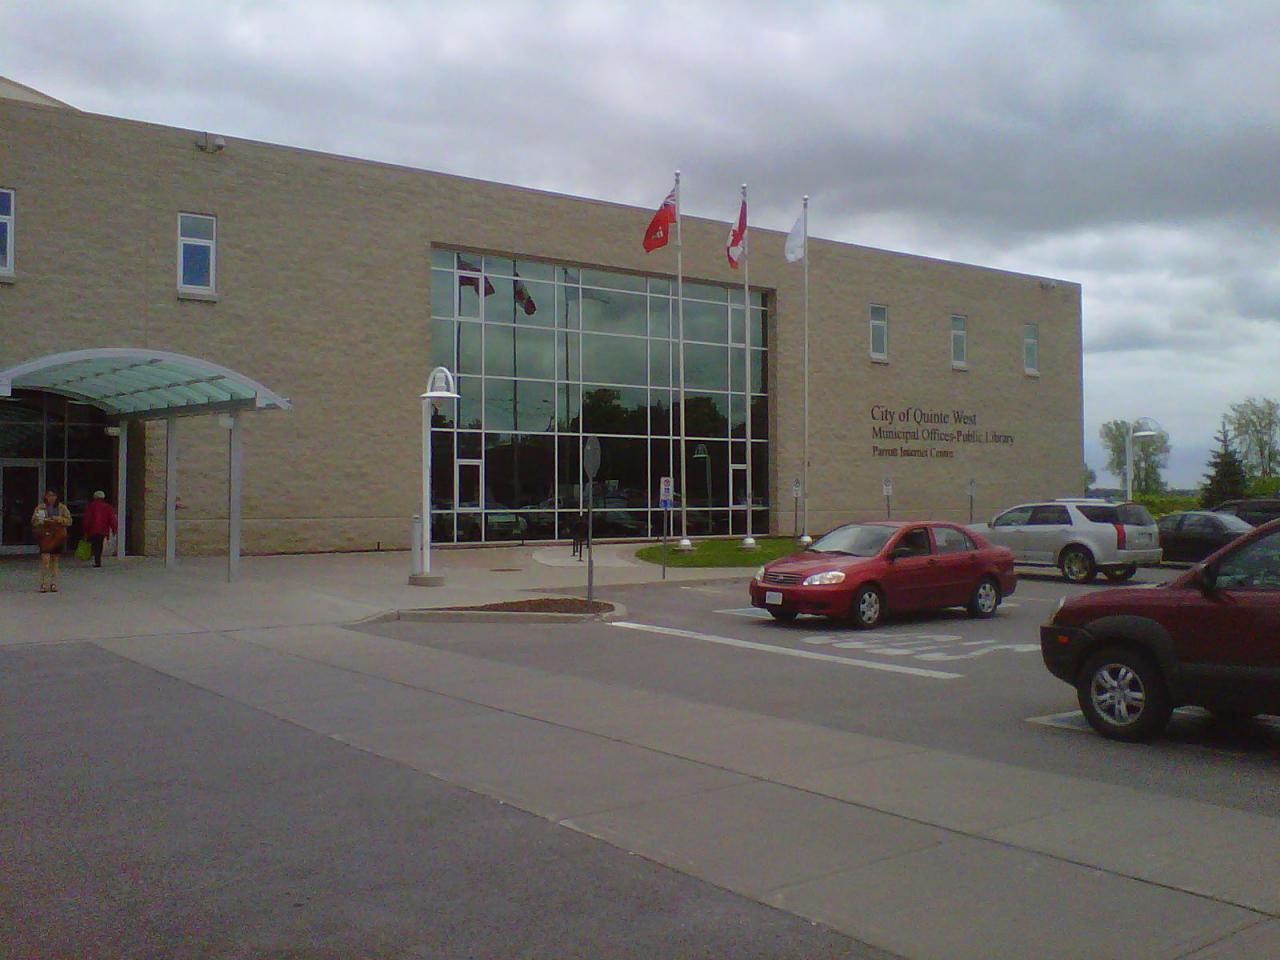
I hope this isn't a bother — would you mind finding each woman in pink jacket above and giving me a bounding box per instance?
[82,490,119,568]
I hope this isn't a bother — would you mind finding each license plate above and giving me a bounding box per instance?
[765,590,783,605]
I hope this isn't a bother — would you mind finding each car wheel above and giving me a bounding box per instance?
[1076,647,1171,742]
[768,609,798,623]
[1103,565,1137,582]
[849,585,884,629]
[967,577,1001,618]
[1060,546,1097,584]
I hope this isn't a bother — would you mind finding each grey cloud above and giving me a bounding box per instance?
[5,0,1280,485]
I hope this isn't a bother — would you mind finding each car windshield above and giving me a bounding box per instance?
[809,524,895,557]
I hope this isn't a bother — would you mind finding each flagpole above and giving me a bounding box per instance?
[675,170,692,549]
[740,183,756,549]
[800,195,812,545]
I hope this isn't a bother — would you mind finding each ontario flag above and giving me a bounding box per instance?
[726,196,747,269]
[643,186,678,252]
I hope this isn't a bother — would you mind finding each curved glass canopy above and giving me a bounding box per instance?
[0,348,291,419]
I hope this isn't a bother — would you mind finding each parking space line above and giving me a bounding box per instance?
[714,607,773,619]
[610,621,964,680]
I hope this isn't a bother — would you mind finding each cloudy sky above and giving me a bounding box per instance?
[4,0,1278,487]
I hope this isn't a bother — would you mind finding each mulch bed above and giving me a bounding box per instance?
[436,597,613,614]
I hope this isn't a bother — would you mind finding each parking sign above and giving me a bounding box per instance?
[659,476,674,509]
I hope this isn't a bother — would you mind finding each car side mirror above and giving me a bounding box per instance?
[1194,563,1218,592]
[889,546,911,560]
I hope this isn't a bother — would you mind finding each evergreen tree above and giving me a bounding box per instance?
[1200,420,1249,507]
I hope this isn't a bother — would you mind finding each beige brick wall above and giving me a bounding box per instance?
[0,98,1082,554]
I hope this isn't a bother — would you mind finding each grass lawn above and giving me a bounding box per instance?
[634,536,803,568]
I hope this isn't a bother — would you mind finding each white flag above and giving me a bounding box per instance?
[784,213,805,262]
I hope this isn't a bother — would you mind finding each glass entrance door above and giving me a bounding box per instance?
[1,460,44,554]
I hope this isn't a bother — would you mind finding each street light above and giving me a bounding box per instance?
[419,366,459,580]
[1125,416,1161,501]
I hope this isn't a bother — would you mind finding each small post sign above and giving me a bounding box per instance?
[792,477,802,538]
[659,475,673,578]
[967,478,977,523]
[882,477,893,519]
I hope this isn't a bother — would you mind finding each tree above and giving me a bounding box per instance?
[1226,396,1280,479]
[1200,419,1249,507]
[1083,462,1097,493]
[1100,420,1170,495]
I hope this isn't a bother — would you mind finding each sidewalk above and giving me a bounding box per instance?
[0,544,744,647]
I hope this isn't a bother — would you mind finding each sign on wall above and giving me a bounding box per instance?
[870,405,1016,461]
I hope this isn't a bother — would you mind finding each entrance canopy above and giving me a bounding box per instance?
[0,348,291,419]
[0,348,291,580]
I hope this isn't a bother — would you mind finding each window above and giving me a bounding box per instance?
[993,506,1034,527]
[178,213,216,294]
[870,304,888,361]
[951,315,967,367]
[1029,505,1071,525]
[896,527,932,556]
[1078,505,1118,523]
[1216,529,1280,590]
[0,188,13,277]
[934,526,975,554]
[1023,322,1039,374]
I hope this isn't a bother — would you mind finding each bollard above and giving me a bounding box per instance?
[410,515,424,577]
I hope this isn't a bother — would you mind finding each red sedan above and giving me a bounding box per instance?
[749,521,1017,627]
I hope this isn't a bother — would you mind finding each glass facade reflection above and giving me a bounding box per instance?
[429,250,768,542]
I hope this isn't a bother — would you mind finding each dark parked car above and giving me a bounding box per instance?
[1041,519,1280,741]
[750,520,1017,627]
[1212,498,1280,527]
[1157,510,1254,562]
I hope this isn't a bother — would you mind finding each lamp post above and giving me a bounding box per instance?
[418,366,459,583]
[1124,417,1161,501]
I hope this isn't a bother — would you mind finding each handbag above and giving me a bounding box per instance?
[76,538,92,561]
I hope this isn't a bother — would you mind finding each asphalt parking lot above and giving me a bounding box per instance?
[368,566,1280,818]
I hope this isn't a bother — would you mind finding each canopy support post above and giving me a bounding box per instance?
[165,414,177,568]
[115,421,128,559]
[227,412,242,582]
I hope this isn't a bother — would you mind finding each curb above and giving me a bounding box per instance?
[382,600,629,625]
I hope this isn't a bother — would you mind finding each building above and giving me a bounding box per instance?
[0,80,1083,559]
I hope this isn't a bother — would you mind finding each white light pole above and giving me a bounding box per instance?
[1125,417,1161,501]
[419,367,459,581]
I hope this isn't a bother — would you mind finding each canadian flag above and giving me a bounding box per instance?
[513,270,537,315]
[726,197,747,269]
[643,187,678,252]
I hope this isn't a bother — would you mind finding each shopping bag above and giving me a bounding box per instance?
[76,538,92,561]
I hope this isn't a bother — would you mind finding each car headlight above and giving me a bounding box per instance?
[754,565,766,582]
[803,570,846,586]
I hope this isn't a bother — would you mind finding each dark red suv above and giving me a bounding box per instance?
[1041,519,1280,741]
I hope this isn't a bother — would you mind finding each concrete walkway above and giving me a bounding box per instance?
[91,622,1279,960]
[6,546,1279,958]
[0,544,742,647]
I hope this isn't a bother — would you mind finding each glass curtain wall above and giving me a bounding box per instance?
[429,250,768,542]
[0,391,114,548]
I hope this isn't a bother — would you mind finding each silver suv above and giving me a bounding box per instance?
[971,499,1161,583]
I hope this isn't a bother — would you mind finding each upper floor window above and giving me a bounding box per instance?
[0,188,14,277]
[951,315,967,368]
[869,304,888,361]
[178,213,216,293]
[1023,322,1039,375]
